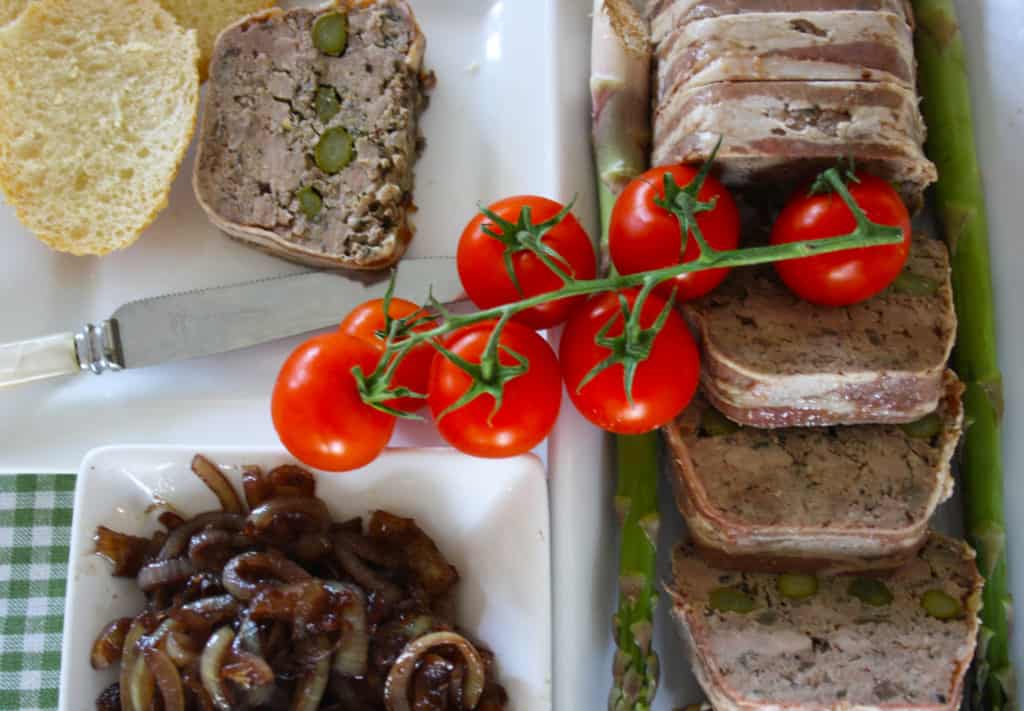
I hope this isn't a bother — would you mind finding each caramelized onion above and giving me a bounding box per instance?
[247,496,330,538]
[267,464,316,498]
[188,529,239,570]
[119,619,148,711]
[158,510,187,530]
[157,512,244,561]
[241,465,270,510]
[144,647,186,711]
[192,454,244,514]
[92,457,508,710]
[222,551,311,601]
[137,556,195,592]
[90,617,131,669]
[200,627,235,711]
[324,582,369,677]
[384,632,486,711]
[94,526,149,577]
[291,653,330,711]
[333,538,402,606]
[165,625,200,668]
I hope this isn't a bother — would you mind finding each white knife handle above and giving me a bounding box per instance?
[0,332,81,387]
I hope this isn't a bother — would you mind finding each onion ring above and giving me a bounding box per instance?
[191,454,244,514]
[157,512,244,561]
[90,617,131,670]
[324,581,369,677]
[144,647,186,711]
[137,556,195,592]
[199,626,235,711]
[222,551,311,601]
[384,632,487,711]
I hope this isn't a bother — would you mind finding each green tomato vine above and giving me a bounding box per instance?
[354,160,904,420]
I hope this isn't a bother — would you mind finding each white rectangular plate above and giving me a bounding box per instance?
[548,0,1024,708]
[0,0,560,473]
[59,445,551,710]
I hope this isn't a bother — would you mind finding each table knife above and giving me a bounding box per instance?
[0,257,461,388]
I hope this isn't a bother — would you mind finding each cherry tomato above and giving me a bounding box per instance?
[339,297,437,412]
[427,320,561,458]
[458,195,597,330]
[272,333,396,472]
[560,289,699,434]
[609,165,740,302]
[770,171,911,306]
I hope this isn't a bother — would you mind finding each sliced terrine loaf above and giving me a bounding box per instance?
[668,533,982,711]
[648,0,913,45]
[664,375,963,573]
[194,1,427,269]
[686,238,956,428]
[651,79,936,207]
[654,10,916,101]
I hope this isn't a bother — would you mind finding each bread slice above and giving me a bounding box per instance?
[686,238,956,428]
[157,0,275,81]
[0,0,28,26]
[193,1,427,269]
[0,0,199,255]
[664,373,963,573]
[668,533,982,711]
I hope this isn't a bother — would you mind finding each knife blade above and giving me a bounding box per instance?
[0,257,461,387]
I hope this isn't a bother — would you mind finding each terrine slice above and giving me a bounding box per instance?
[667,533,982,711]
[663,375,962,573]
[652,80,936,207]
[686,238,956,427]
[654,11,916,102]
[193,1,427,269]
[648,0,913,45]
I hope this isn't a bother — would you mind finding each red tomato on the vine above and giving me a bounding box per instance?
[271,333,396,472]
[609,165,740,302]
[560,289,699,434]
[458,195,597,330]
[339,297,437,412]
[770,171,911,306]
[428,320,561,458]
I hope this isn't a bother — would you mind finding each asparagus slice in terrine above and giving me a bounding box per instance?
[685,238,956,428]
[647,0,913,45]
[663,375,962,573]
[667,533,982,711]
[193,1,427,269]
[651,79,936,208]
[654,11,916,102]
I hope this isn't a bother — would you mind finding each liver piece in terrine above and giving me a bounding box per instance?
[667,533,982,711]
[193,1,426,269]
[652,80,936,207]
[686,238,955,427]
[663,375,962,573]
[648,0,913,44]
[654,11,916,102]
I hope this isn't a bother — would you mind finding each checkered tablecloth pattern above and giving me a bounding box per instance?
[0,475,75,711]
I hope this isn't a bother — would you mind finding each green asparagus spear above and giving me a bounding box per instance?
[591,2,660,708]
[913,2,1014,708]
[610,431,661,711]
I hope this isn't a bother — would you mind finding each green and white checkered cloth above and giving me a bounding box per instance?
[0,475,75,711]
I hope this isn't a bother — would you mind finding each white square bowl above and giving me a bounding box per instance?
[58,445,551,710]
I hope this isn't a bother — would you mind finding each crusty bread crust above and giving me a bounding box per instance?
[663,373,963,572]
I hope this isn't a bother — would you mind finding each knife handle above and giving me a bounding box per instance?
[0,332,81,387]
